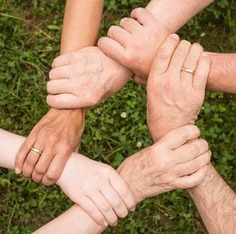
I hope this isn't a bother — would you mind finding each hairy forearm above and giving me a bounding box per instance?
[61,0,104,54]
[145,0,213,33]
[207,53,236,93]
[187,163,236,233]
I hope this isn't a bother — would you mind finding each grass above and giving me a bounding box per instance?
[0,0,235,233]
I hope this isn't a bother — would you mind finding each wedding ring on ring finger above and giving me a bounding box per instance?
[30,146,42,156]
[181,67,194,75]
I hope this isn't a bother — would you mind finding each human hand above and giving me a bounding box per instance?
[47,46,132,109]
[117,125,211,203]
[57,153,136,227]
[15,108,85,185]
[147,34,210,141]
[98,8,170,85]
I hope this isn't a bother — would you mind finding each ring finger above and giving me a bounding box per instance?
[22,145,43,178]
[181,43,203,84]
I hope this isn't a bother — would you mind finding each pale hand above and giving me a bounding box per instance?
[47,46,132,109]
[57,153,136,227]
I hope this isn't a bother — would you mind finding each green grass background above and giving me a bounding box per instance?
[0,0,235,233]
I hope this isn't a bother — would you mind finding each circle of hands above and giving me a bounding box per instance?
[15,8,211,227]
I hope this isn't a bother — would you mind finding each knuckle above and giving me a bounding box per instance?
[25,157,37,166]
[156,47,171,61]
[188,144,199,155]
[101,202,111,213]
[34,166,46,176]
[44,170,60,183]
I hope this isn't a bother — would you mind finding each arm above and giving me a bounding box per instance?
[46,0,213,109]
[206,52,236,93]
[99,6,236,93]
[0,124,210,233]
[15,0,104,185]
[188,164,236,233]
[145,0,213,33]
[146,34,236,233]
[60,0,104,54]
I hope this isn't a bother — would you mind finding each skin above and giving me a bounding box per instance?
[146,34,236,233]
[15,0,104,185]
[34,35,215,233]
[0,125,210,233]
[98,7,236,93]
[46,0,214,109]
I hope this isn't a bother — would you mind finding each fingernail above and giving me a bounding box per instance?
[112,221,118,226]
[171,34,179,40]
[202,52,208,57]
[15,168,21,174]
[130,207,136,212]
[104,221,109,227]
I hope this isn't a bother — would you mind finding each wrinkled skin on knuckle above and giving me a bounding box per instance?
[44,170,60,185]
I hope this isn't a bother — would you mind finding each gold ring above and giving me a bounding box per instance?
[181,67,194,75]
[31,146,42,156]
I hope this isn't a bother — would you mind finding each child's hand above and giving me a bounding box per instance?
[56,154,136,227]
[98,8,170,85]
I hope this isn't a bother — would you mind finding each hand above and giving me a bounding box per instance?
[98,8,170,85]
[47,46,132,109]
[15,108,85,185]
[117,125,211,203]
[147,34,210,141]
[57,153,136,227]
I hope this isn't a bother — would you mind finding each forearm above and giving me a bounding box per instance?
[207,53,236,93]
[187,163,236,233]
[61,0,104,54]
[145,0,213,33]
[0,129,105,233]
[34,205,105,234]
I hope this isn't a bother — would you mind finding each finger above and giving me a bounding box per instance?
[173,164,209,189]
[159,125,201,150]
[98,37,125,63]
[107,25,132,47]
[172,138,209,164]
[42,153,70,186]
[15,135,36,174]
[193,52,210,91]
[175,151,211,176]
[149,34,180,76]
[181,43,203,84]
[49,66,70,80]
[47,94,81,109]
[22,145,43,178]
[131,8,156,28]
[100,185,129,218]
[47,79,75,95]
[109,172,136,211]
[119,17,143,34]
[75,195,108,227]
[168,40,191,77]
[89,191,118,226]
[51,53,73,68]
[31,148,55,183]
